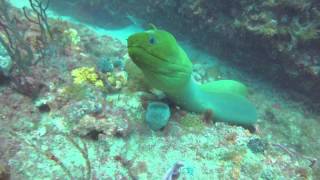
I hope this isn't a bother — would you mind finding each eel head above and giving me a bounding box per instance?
[127,30,192,91]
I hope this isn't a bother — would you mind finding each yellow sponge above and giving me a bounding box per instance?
[71,67,104,88]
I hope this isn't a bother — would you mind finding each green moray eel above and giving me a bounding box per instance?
[127,29,257,125]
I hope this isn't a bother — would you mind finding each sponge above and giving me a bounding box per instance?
[145,102,171,130]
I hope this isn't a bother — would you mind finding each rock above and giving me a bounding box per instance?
[145,101,170,131]
[0,45,12,76]
[72,115,131,140]
[34,95,55,113]
[247,138,268,154]
[65,100,102,121]
[72,115,112,139]
[10,74,45,98]
[263,108,278,123]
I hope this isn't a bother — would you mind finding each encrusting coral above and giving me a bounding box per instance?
[71,67,104,88]
[70,66,128,93]
[63,28,81,46]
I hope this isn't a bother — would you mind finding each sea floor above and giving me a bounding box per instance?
[0,1,320,179]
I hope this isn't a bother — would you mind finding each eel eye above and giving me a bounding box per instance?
[149,36,156,45]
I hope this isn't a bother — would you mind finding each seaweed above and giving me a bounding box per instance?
[0,0,34,72]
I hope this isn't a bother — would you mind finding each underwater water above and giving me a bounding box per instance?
[1,0,320,179]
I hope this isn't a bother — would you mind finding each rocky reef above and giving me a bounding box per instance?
[0,0,319,179]
[51,0,320,106]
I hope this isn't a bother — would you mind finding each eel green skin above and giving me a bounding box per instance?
[127,29,257,125]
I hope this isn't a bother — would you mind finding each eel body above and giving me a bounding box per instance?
[127,29,257,125]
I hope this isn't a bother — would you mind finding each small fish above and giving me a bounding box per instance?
[163,161,184,180]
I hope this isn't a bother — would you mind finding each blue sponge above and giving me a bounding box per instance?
[145,102,170,130]
[96,58,113,73]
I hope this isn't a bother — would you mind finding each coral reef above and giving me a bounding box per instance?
[54,0,320,106]
[0,1,319,179]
